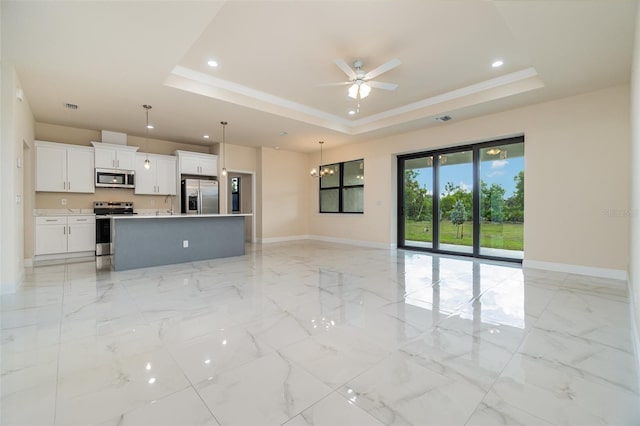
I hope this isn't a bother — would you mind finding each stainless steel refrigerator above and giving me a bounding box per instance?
[181,178,219,214]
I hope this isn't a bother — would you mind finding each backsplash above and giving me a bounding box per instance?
[35,188,177,210]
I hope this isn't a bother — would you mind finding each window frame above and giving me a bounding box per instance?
[318,158,364,214]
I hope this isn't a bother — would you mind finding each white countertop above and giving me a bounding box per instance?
[111,213,252,219]
[34,209,95,216]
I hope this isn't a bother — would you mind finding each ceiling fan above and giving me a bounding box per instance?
[323,58,401,99]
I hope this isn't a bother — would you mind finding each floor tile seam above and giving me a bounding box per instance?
[277,342,392,396]
[460,287,558,426]
[461,391,555,426]
[476,375,568,426]
[52,267,68,426]
[516,348,640,396]
[152,321,223,426]
[275,383,336,426]
[529,324,637,355]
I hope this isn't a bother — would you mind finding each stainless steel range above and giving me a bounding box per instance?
[94,201,134,255]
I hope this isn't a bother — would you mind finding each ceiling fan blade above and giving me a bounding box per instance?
[317,81,353,87]
[364,58,401,80]
[335,59,357,80]
[367,81,398,91]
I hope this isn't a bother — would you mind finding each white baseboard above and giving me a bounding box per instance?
[308,235,395,250]
[259,235,310,244]
[258,235,396,250]
[523,259,627,281]
[627,272,640,386]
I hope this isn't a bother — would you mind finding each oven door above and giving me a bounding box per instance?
[95,217,111,256]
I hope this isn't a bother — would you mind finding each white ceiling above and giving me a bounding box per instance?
[2,1,636,152]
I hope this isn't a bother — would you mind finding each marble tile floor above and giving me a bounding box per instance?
[1,241,639,425]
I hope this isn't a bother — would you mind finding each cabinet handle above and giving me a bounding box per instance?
[68,181,70,190]
[63,227,66,235]
[76,219,87,222]
[68,226,71,234]
[46,219,57,222]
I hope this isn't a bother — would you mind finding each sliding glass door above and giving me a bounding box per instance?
[402,156,434,248]
[398,136,524,262]
[478,142,524,259]
[437,150,474,254]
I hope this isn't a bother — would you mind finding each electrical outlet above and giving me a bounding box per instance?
[61,198,67,205]
[183,240,189,248]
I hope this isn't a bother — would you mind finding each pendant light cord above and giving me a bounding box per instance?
[221,121,228,176]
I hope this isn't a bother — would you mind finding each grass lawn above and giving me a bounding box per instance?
[404,220,523,251]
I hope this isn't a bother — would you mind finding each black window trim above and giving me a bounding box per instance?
[319,158,364,214]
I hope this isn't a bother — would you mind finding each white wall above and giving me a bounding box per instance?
[307,85,630,274]
[1,65,35,293]
[259,147,309,241]
[629,6,640,368]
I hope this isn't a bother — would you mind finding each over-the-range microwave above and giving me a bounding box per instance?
[95,168,135,189]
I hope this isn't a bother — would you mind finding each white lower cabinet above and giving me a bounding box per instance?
[35,215,96,256]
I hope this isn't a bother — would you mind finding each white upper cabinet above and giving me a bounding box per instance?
[35,141,95,193]
[175,151,218,176]
[92,142,138,170]
[134,153,176,195]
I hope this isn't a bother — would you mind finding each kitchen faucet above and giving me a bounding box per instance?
[164,194,175,215]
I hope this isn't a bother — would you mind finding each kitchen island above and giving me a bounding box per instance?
[111,214,250,271]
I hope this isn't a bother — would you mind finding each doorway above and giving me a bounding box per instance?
[227,171,254,242]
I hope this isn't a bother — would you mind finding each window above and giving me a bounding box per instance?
[231,177,240,213]
[319,159,364,213]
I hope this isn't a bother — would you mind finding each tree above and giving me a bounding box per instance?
[440,181,472,222]
[404,170,432,221]
[504,171,524,222]
[480,180,505,222]
[450,200,466,238]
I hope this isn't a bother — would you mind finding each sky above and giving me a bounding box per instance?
[414,157,524,197]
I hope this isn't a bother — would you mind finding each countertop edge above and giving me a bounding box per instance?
[111,213,253,219]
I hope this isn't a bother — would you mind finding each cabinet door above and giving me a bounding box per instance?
[180,155,200,175]
[67,217,96,253]
[199,156,218,176]
[156,156,177,195]
[67,148,95,193]
[134,153,157,194]
[36,145,67,192]
[35,218,68,255]
[116,149,136,171]
[94,148,116,169]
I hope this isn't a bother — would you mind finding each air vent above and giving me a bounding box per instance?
[63,103,78,110]
[436,115,452,122]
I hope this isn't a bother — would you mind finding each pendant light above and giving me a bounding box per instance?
[220,121,228,176]
[142,105,152,169]
[310,141,334,178]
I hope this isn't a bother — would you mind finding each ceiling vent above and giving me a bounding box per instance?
[63,102,78,110]
[435,115,452,122]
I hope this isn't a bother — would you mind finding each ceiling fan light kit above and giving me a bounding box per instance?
[325,58,401,100]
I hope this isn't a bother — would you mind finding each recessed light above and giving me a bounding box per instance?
[348,110,356,116]
[207,60,218,67]
[435,115,452,122]
[146,124,154,129]
[203,134,210,139]
[279,131,288,136]
[492,60,504,68]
